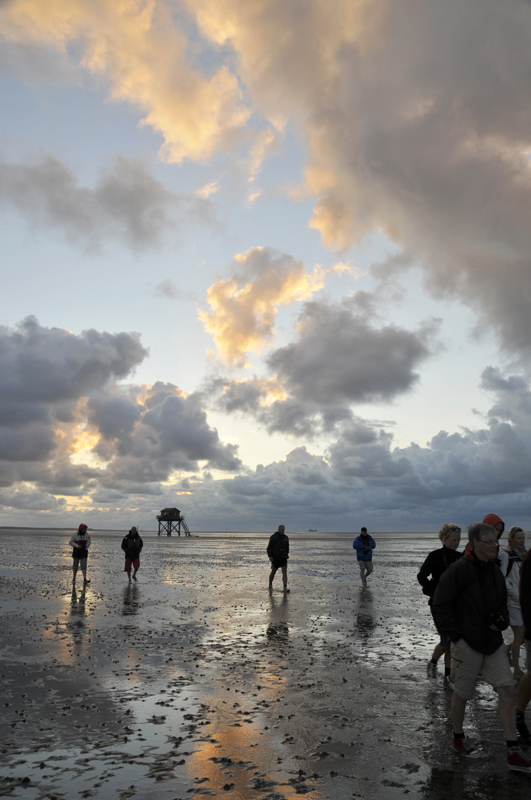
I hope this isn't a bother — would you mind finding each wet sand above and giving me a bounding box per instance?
[0,529,529,799]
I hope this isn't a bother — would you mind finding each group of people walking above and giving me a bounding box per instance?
[418,514,531,772]
[69,518,530,771]
[69,524,144,585]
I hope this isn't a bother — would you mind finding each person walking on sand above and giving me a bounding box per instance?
[432,522,531,771]
[353,527,376,586]
[267,525,290,593]
[418,523,462,688]
[499,526,527,679]
[122,526,143,582]
[69,523,91,585]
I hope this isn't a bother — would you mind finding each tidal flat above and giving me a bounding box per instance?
[0,529,529,799]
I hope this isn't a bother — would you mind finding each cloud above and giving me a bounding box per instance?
[0,0,249,162]
[267,298,437,405]
[0,319,241,504]
[0,153,213,249]
[154,279,183,299]
[205,296,437,436]
[88,382,243,483]
[178,0,531,354]
[5,2,531,352]
[199,246,328,366]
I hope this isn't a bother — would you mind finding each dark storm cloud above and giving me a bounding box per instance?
[0,316,147,420]
[0,320,241,506]
[89,383,242,485]
[178,366,531,530]
[206,298,437,438]
[267,299,436,405]
[0,154,214,249]
[0,488,66,512]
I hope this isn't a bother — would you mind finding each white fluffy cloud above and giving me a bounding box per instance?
[199,246,328,367]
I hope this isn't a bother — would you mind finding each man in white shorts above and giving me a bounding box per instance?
[433,522,531,772]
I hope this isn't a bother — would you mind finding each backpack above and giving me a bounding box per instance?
[272,534,288,561]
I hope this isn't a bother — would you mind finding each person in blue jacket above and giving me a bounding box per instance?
[353,527,376,586]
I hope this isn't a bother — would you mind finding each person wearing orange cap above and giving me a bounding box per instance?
[68,523,91,585]
[483,513,505,540]
[463,513,505,557]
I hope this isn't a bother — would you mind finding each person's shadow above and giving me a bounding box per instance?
[70,586,86,616]
[355,587,376,642]
[122,583,140,615]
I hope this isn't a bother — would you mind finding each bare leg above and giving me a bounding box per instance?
[516,673,531,714]
[269,566,277,586]
[451,693,467,735]
[281,565,288,589]
[510,625,525,673]
[497,684,517,740]
[72,564,78,583]
[359,563,367,586]
[432,643,447,662]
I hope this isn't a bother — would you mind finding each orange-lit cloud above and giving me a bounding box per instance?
[199,246,328,366]
[0,0,249,162]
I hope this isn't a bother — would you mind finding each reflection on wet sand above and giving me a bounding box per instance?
[122,583,140,615]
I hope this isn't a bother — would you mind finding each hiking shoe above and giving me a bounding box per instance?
[452,737,481,758]
[507,747,531,772]
[83,579,90,584]
[283,586,290,593]
[132,575,137,581]
[427,660,438,685]
[517,715,531,746]
[443,674,454,690]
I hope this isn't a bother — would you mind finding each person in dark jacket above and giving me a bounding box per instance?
[267,525,289,593]
[418,523,462,687]
[433,522,531,771]
[352,527,376,586]
[516,548,531,744]
[121,527,143,583]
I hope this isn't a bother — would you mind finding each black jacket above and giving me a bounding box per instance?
[417,546,463,606]
[267,531,289,561]
[121,533,143,560]
[432,551,509,655]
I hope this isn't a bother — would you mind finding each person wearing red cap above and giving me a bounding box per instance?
[68,523,91,585]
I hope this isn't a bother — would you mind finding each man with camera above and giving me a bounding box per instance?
[433,522,531,771]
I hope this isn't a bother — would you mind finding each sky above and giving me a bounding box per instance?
[2,0,531,532]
